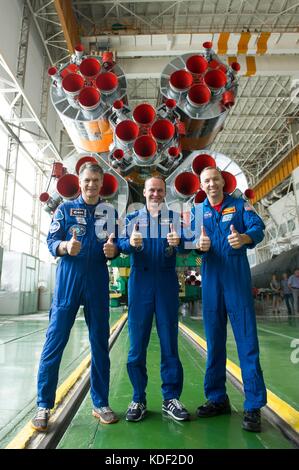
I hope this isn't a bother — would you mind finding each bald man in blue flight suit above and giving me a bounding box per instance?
[31,162,119,431]
[192,167,267,432]
[118,176,190,422]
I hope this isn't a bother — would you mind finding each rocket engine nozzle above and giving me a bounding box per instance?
[56,174,81,199]
[174,172,200,198]
[165,99,177,110]
[75,156,98,175]
[191,153,216,176]
[99,173,119,198]
[186,55,208,82]
[96,72,118,94]
[102,51,114,68]
[151,119,175,143]
[204,69,227,93]
[48,66,61,89]
[194,189,207,204]
[222,90,235,108]
[62,73,85,97]
[244,188,255,200]
[73,43,85,64]
[115,119,139,146]
[79,57,101,81]
[169,70,193,93]
[113,149,124,160]
[222,171,237,194]
[133,103,156,130]
[78,86,101,113]
[113,99,124,111]
[39,192,62,213]
[168,147,180,159]
[231,62,241,73]
[187,84,211,107]
[133,135,157,161]
[39,192,50,203]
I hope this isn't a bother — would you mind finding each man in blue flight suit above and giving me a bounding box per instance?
[31,162,119,431]
[193,167,267,432]
[118,176,190,422]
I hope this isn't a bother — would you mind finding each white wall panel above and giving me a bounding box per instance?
[24,24,44,118]
[0,0,22,75]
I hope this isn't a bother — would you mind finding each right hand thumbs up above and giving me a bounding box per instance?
[201,226,207,237]
[67,229,81,256]
[130,223,143,248]
[197,225,211,252]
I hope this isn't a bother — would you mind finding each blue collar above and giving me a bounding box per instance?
[203,193,231,209]
[78,195,101,206]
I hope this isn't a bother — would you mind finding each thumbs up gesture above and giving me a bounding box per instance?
[227,224,243,249]
[130,223,143,248]
[196,226,211,252]
[103,233,117,258]
[67,229,81,256]
[167,223,180,247]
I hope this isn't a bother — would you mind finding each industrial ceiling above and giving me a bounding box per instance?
[14,1,299,189]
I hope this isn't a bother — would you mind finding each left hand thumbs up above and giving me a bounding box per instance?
[228,225,243,249]
[103,233,117,258]
[107,233,114,244]
[167,223,180,247]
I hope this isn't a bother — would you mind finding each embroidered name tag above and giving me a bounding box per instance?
[204,212,212,218]
[222,214,233,222]
[222,207,236,215]
[70,208,86,217]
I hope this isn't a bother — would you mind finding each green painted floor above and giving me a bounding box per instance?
[181,314,299,411]
[0,307,125,448]
[58,325,295,449]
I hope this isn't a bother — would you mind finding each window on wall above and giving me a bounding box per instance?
[0,166,4,209]
[10,227,32,254]
[0,90,52,261]
[40,210,51,236]
[16,151,36,194]
[0,128,8,166]
[0,123,8,210]
[13,183,33,222]
[39,239,52,262]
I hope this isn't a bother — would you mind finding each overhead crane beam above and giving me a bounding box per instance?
[53,0,80,54]
[252,144,299,204]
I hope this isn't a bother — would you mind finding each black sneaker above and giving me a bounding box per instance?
[126,402,147,422]
[31,407,50,431]
[196,397,231,418]
[162,399,190,421]
[242,409,261,432]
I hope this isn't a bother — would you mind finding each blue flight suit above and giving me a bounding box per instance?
[37,195,117,409]
[117,206,185,404]
[192,194,267,411]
